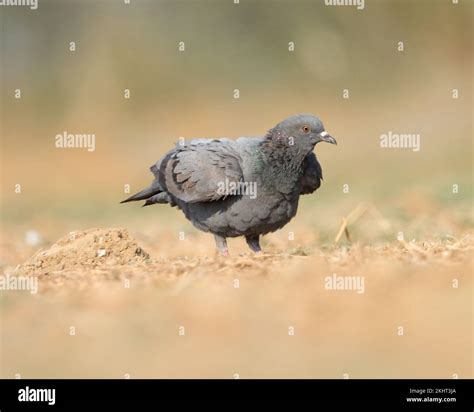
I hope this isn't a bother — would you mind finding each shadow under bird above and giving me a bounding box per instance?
[121,114,337,255]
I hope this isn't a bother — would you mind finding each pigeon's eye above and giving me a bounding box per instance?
[301,126,310,134]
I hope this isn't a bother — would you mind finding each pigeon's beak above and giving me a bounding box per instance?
[319,131,337,145]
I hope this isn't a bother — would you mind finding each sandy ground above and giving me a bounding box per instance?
[1,227,472,378]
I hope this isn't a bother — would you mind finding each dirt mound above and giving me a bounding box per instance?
[16,228,149,276]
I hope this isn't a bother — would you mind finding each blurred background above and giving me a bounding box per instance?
[1,0,472,245]
[0,0,472,379]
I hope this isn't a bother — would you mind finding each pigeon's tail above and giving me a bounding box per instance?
[142,192,173,207]
[120,186,162,204]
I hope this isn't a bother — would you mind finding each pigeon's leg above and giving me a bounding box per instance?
[245,235,261,253]
[214,234,229,257]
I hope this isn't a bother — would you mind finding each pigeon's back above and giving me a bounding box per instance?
[178,136,264,179]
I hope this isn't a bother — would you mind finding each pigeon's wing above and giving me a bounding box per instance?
[301,152,323,195]
[152,141,244,203]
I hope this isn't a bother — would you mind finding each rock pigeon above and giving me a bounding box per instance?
[121,114,337,255]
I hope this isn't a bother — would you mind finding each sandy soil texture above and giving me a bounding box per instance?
[1,228,472,378]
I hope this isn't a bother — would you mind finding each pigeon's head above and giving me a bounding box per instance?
[268,114,337,155]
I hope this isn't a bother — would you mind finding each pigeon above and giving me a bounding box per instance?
[121,114,337,255]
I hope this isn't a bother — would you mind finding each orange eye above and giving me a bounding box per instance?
[302,126,310,133]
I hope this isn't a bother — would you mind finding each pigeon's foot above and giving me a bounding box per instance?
[245,235,261,253]
[214,234,229,257]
